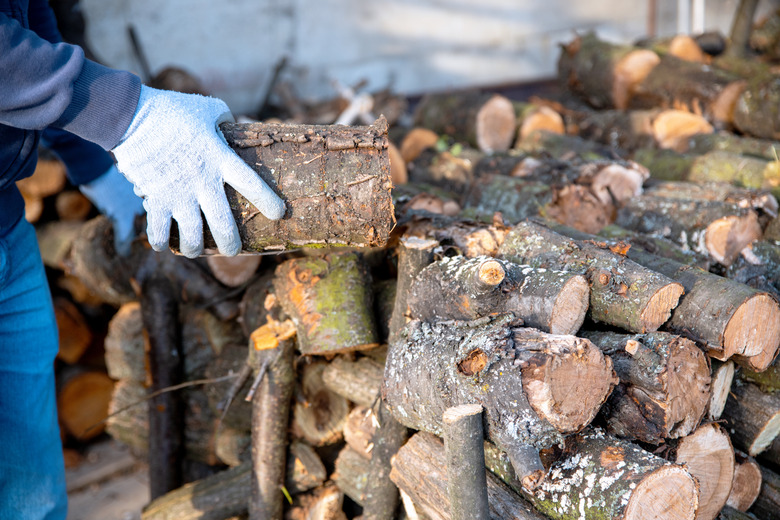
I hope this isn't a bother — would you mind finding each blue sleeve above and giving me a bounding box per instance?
[27,0,61,45]
[0,12,141,151]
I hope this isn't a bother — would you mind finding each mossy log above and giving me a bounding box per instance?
[726,452,762,512]
[383,315,616,489]
[273,252,378,355]
[407,255,589,334]
[389,432,546,520]
[722,381,780,457]
[321,355,383,408]
[616,195,762,266]
[684,130,780,161]
[581,331,711,444]
[210,117,394,252]
[413,91,517,153]
[498,220,684,333]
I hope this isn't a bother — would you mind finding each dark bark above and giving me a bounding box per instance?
[443,404,490,520]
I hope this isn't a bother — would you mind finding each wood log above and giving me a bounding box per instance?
[292,361,349,447]
[733,77,780,141]
[643,181,778,219]
[498,220,684,333]
[709,360,736,421]
[727,452,762,512]
[515,129,614,159]
[55,190,92,221]
[598,223,712,270]
[389,431,546,520]
[413,92,517,153]
[286,440,327,495]
[751,464,780,520]
[205,254,261,287]
[557,32,661,110]
[683,130,780,161]
[727,240,780,299]
[514,103,565,143]
[207,117,393,252]
[57,367,114,440]
[407,255,589,335]
[388,235,438,344]
[104,302,147,383]
[722,381,780,457]
[615,195,762,266]
[399,127,439,163]
[383,315,616,489]
[54,297,93,364]
[443,404,490,520]
[581,331,710,443]
[274,252,378,355]
[405,146,483,195]
[332,446,369,507]
[343,406,377,459]
[668,423,735,520]
[321,355,382,408]
[17,147,66,198]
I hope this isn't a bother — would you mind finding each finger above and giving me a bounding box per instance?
[199,188,242,257]
[219,150,286,221]
[173,204,205,259]
[144,202,172,252]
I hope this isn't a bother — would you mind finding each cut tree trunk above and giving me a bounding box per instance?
[413,92,518,153]
[321,356,383,408]
[497,220,684,333]
[407,255,589,334]
[274,252,378,355]
[721,381,780,457]
[383,314,616,489]
[389,431,546,520]
[514,102,564,143]
[726,452,762,512]
[292,361,349,447]
[443,404,490,520]
[581,331,710,443]
[211,117,394,252]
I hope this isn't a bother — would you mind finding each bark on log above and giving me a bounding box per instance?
[498,220,684,333]
[709,360,736,421]
[733,77,780,141]
[292,361,349,447]
[333,446,369,507]
[443,404,490,520]
[516,129,614,159]
[616,195,762,266]
[389,431,546,520]
[413,92,518,153]
[321,356,383,408]
[206,117,394,252]
[274,252,378,355]
[643,181,778,219]
[751,464,780,520]
[727,452,762,512]
[581,331,711,443]
[722,381,780,457]
[383,315,616,489]
[407,255,589,335]
[388,235,438,344]
[684,130,780,161]
[286,440,327,495]
[727,240,780,300]
[598,223,712,270]
[717,506,759,520]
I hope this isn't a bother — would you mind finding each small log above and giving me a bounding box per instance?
[684,130,780,161]
[55,190,92,221]
[321,356,382,408]
[443,404,490,520]
[291,484,346,520]
[407,255,589,334]
[514,103,564,143]
[751,464,780,520]
[104,302,146,383]
[498,220,684,333]
[390,432,546,520]
[274,252,378,355]
[388,235,438,344]
[413,92,518,153]
[249,321,296,520]
[643,181,778,218]
[206,254,261,287]
[516,129,613,159]
[293,361,349,447]
[343,406,377,459]
[17,148,66,198]
[709,360,736,421]
[727,452,762,512]
[399,127,439,163]
[57,367,114,440]
[54,297,93,364]
[616,195,762,266]
[212,117,394,252]
[581,331,711,443]
[286,440,327,495]
[669,423,735,520]
[383,315,616,489]
[333,446,369,507]
[722,381,780,457]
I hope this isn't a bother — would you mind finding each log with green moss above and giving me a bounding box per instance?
[382,314,616,489]
[497,220,684,333]
[407,255,589,335]
[684,130,780,160]
[580,331,710,444]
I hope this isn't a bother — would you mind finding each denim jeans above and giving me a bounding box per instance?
[0,216,66,519]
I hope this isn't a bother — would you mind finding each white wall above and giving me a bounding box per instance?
[80,0,779,115]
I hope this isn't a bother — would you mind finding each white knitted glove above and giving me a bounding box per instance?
[80,164,145,256]
[112,86,285,258]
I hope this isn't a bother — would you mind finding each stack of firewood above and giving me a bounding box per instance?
[38,10,780,520]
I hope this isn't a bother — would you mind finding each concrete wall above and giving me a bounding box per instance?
[80,0,779,115]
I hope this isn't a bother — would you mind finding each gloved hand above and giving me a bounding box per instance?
[111,86,285,258]
[80,164,145,256]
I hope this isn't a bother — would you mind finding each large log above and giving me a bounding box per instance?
[383,315,616,489]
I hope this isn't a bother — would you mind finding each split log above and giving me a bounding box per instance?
[581,331,710,443]
[498,220,684,333]
[343,406,377,459]
[668,423,735,520]
[57,367,114,440]
[407,255,589,334]
[615,195,762,266]
[293,361,349,447]
[383,315,616,489]
[210,117,394,252]
[389,431,546,520]
[443,404,490,520]
[274,252,378,355]
[727,452,762,512]
[206,254,261,287]
[486,428,698,520]
[557,32,661,110]
[709,360,736,421]
[751,464,780,520]
[54,297,93,364]
[321,356,383,408]
[722,381,780,457]
[388,235,438,344]
[413,92,517,153]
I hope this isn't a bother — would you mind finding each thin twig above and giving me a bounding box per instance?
[245,348,283,402]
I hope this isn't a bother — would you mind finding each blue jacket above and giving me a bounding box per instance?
[0,0,141,234]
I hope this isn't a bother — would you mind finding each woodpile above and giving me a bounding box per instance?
[34,12,780,520]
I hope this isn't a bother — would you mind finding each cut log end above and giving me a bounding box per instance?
[400,127,439,163]
[652,110,713,151]
[549,274,590,335]
[639,282,685,333]
[668,35,707,63]
[477,259,505,287]
[518,106,564,142]
[206,254,262,287]
[712,80,748,124]
[475,95,517,153]
[723,293,780,361]
[623,465,698,520]
[613,49,661,109]
[665,338,712,439]
[726,457,762,512]
[442,403,484,424]
[705,213,762,266]
[749,411,780,456]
